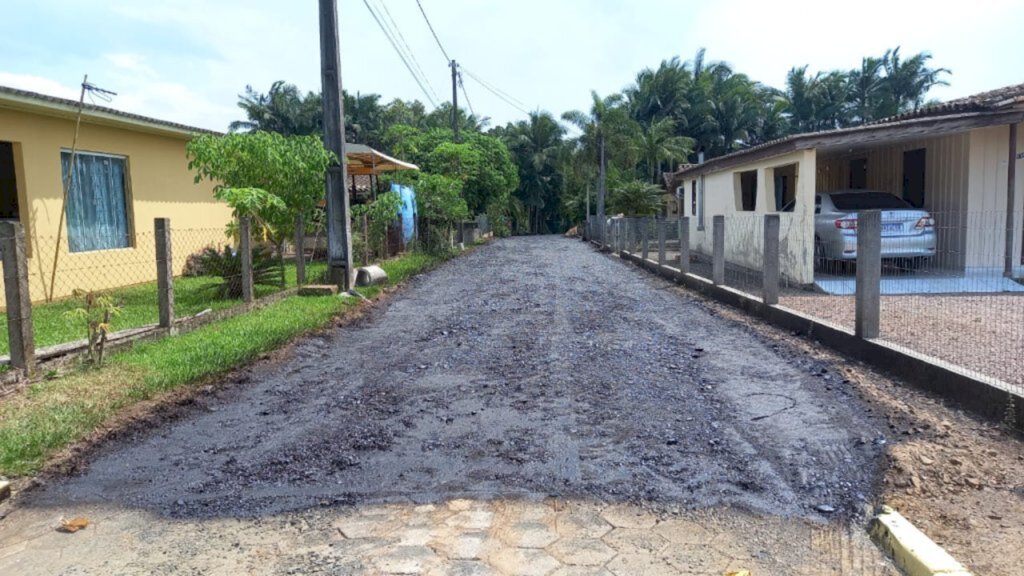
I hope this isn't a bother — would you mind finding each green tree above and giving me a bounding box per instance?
[636,117,694,183]
[502,111,566,233]
[230,81,322,136]
[609,180,663,216]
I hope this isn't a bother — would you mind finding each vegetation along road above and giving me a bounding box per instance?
[0,236,900,574]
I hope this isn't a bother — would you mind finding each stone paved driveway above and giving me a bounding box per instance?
[0,497,896,575]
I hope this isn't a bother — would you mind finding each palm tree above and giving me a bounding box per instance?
[229,81,321,136]
[562,91,634,239]
[882,47,950,113]
[848,56,887,123]
[609,180,663,216]
[502,112,566,233]
[636,118,694,183]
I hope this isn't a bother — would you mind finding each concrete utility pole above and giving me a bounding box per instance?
[451,59,459,143]
[319,0,354,290]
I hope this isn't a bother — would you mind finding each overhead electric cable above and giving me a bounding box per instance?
[362,0,438,107]
[461,68,530,115]
[457,71,475,117]
[376,0,440,103]
[415,0,451,64]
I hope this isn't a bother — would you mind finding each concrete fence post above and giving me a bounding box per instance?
[763,214,780,305]
[678,217,690,274]
[657,218,667,266]
[239,216,255,304]
[154,218,175,329]
[712,215,725,285]
[641,218,650,261]
[618,220,626,253]
[294,213,306,286]
[855,210,882,338]
[0,222,36,375]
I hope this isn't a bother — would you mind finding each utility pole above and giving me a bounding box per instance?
[319,0,354,290]
[451,59,459,143]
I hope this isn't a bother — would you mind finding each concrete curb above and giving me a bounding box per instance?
[870,507,972,576]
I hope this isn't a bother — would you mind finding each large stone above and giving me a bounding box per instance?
[546,537,616,566]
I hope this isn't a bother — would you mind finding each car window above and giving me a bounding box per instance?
[831,192,911,210]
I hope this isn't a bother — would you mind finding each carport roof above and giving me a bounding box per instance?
[664,82,1024,186]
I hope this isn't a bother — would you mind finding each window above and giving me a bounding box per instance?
[770,163,798,211]
[690,180,697,217]
[830,192,910,210]
[902,148,926,208]
[849,158,867,189]
[697,176,705,230]
[735,170,757,211]
[61,151,132,252]
[0,142,18,220]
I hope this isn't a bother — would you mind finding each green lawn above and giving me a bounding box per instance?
[0,251,448,476]
[0,261,329,356]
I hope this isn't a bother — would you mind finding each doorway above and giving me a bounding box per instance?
[0,141,19,220]
[903,148,926,208]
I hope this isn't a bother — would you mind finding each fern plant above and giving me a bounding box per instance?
[197,245,282,299]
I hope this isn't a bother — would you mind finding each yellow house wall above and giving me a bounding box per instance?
[675,149,817,284]
[0,107,231,302]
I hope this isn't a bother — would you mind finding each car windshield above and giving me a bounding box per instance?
[829,192,911,211]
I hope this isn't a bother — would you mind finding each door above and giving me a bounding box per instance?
[903,148,926,208]
[0,141,19,220]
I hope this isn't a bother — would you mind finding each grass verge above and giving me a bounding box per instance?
[0,251,450,477]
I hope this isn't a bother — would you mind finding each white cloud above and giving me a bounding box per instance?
[0,72,79,99]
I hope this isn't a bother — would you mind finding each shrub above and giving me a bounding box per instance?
[197,245,282,299]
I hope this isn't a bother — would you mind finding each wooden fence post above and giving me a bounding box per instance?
[294,214,306,286]
[154,218,175,329]
[239,216,255,304]
[1,222,36,374]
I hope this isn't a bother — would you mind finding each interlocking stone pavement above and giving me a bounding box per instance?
[0,497,900,575]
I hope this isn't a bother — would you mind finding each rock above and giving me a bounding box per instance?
[965,477,981,488]
[816,504,836,514]
[949,457,963,466]
[919,455,935,466]
[0,481,9,502]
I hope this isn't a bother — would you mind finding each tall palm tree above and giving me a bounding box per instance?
[229,81,321,136]
[882,47,950,113]
[848,56,887,123]
[636,118,694,183]
[502,112,566,233]
[562,91,633,238]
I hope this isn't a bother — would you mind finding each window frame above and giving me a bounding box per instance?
[60,148,135,253]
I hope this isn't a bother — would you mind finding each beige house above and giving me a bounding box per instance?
[663,83,1024,286]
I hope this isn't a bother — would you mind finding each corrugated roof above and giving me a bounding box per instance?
[666,82,1024,183]
[0,84,218,137]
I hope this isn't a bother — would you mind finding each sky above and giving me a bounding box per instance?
[2,0,1021,133]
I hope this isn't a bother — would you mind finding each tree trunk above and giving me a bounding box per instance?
[598,135,607,241]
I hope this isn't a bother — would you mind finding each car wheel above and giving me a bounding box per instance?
[814,237,826,272]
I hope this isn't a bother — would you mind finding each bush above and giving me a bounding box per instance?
[197,245,283,299]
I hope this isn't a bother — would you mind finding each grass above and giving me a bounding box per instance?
[0,260,329,356]
[0,251,449,476]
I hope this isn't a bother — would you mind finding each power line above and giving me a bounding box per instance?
[415,0,451,64]
[376,0,439,103]
[362,0,438,107]
[457,71,475,117]
[461,67,530,115]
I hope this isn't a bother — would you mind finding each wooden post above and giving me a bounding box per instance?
[154,218,175,329]
[239,216,255,304]
[657,218,667,266]
[294,214,306,286]
[763,214,780,305]
[678,217,690,274]
[712,215,725,285]
[1,222,36,374]
[856,211,881,339]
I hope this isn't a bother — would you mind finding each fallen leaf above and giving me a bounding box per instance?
[59,517,89,533]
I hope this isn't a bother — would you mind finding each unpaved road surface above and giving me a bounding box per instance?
[0,236,898,574]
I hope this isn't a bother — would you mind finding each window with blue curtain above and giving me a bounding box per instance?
[60,151,131,252]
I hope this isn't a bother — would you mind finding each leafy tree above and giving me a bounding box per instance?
[609,180,664,216]
[501,111,566,233]
[636,118,694,183]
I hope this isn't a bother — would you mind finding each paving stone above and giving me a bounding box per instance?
[447,499,476,512]
[601,528,668,556]
[426,560,500,576]
[554,508,612,539]
[546,537,617,566]
[434,531,488,560]
[396,527,434,546]
[549,568,614,576]
[606,554,678,576]
[372,545,438,574]
[485,548,561,576]
[652,518,713,546]
[498,522,559,549]
[599,505,657,529]
[334,514,401,539]
[445,510,494,531]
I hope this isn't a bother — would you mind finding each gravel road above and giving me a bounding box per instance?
[19,236,888,522]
